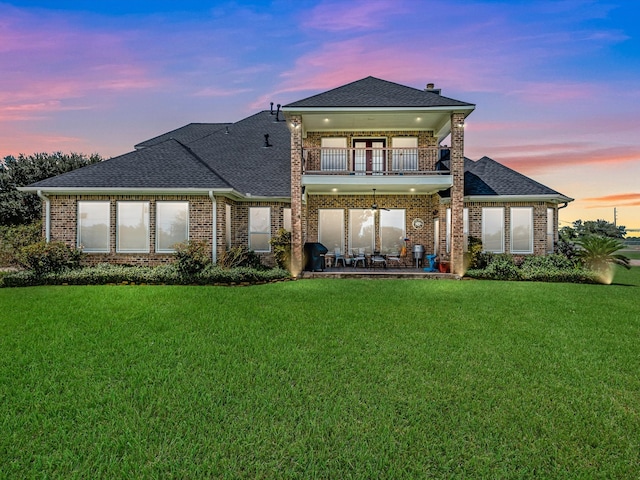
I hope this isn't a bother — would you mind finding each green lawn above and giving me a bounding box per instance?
[1,268,639,478]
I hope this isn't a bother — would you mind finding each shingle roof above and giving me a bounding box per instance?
[134,123,230,149]
[439,156,570,199]
[28,139,233,189]
[28,112,291,196]
[187,111,291,197]
[284,76,474,109]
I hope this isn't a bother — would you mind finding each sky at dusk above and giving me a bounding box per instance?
[1,0,639,230]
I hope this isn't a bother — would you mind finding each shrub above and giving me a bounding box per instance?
[465,252,601,284]
[217,246,265,270]
[173,241,211,276]
[463,236,484,270]
[575,235,630,273]
[0,263,291,287]
[0,222,41,266]
[269,228,291,270]
[16,241,83,276]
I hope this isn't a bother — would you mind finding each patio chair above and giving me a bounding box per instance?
[386,252,403,268]
[352,248,367,268]
[334,248,346,267]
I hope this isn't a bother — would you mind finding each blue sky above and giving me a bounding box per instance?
[1,0,639,229]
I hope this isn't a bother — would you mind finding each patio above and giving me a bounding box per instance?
[300,265,461,280]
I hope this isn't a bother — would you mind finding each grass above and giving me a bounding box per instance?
[1,267,639,478]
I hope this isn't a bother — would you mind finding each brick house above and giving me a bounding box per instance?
[23,77,572,274]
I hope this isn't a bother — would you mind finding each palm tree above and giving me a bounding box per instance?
[575,235,630,272]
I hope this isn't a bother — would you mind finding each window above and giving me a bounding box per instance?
[117,201,149,253]
[156,201,188,252]
[547,208,555,253]
[321,137,347,171]
[226,204,232,248]
[349,209,374,254]
[510,207,533,254]
[77,201,110,252]
[482,207,504,253]
[433,218,439,256]
[318,209,344,252]
[379,209,405,254]
[391,137,418,171]
[446,207,469,253]
[249,207,271,252]
[283,207,292,231]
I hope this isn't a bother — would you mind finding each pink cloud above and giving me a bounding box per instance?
[492,145,640,174]
[583,193,640,204]
[506,81,593,103]
[0,6,162,123]
[302,0,407,32]
[194,87,253,97]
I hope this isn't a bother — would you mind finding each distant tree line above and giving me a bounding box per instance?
[0,152,103,226]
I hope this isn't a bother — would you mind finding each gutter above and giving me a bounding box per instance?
[37,190,50,242]
[558,202,569,210]
[209,191,217,263]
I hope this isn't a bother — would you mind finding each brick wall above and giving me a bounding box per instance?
[303,131,438,172]
[306,194,440,253]
[45,194,289,267]
[463,201,557,256]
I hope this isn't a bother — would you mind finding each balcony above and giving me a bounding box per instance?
[301,147,452,195]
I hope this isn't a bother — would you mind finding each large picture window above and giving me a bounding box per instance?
[379,209,405,254]
[117,201,149,253]
[510,207,533,254]
[349,209,374,254]
[249,207,271,252]
[156,201,188,252]
[318,209,344,253]
[482,207,504,253]
[77,201,110,252]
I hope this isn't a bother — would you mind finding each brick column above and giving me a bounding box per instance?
[289,115,304,276]
[450,113,465,275]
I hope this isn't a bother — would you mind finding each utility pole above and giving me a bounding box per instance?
[614,207,617,226]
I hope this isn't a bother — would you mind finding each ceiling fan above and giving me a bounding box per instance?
[371,188,389,211]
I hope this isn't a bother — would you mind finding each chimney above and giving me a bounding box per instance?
[425,83,441,95]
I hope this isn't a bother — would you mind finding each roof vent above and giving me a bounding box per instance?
[263,134,272,148]
[275,104,281,122]
[270,102,274,115]
[225,126,229,134]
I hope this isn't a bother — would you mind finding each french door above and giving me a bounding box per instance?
[353,139,385,175]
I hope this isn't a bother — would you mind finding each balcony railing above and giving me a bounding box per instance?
[302,147,450,176]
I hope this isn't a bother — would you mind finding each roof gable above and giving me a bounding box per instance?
[284,76,474,109]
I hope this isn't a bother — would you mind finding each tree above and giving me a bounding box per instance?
[569,219,626,239]
[0,152,103,226]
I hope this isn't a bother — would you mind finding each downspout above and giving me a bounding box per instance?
[37,190,50,242]
[209,191,217,263]
[558,202,569,209]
